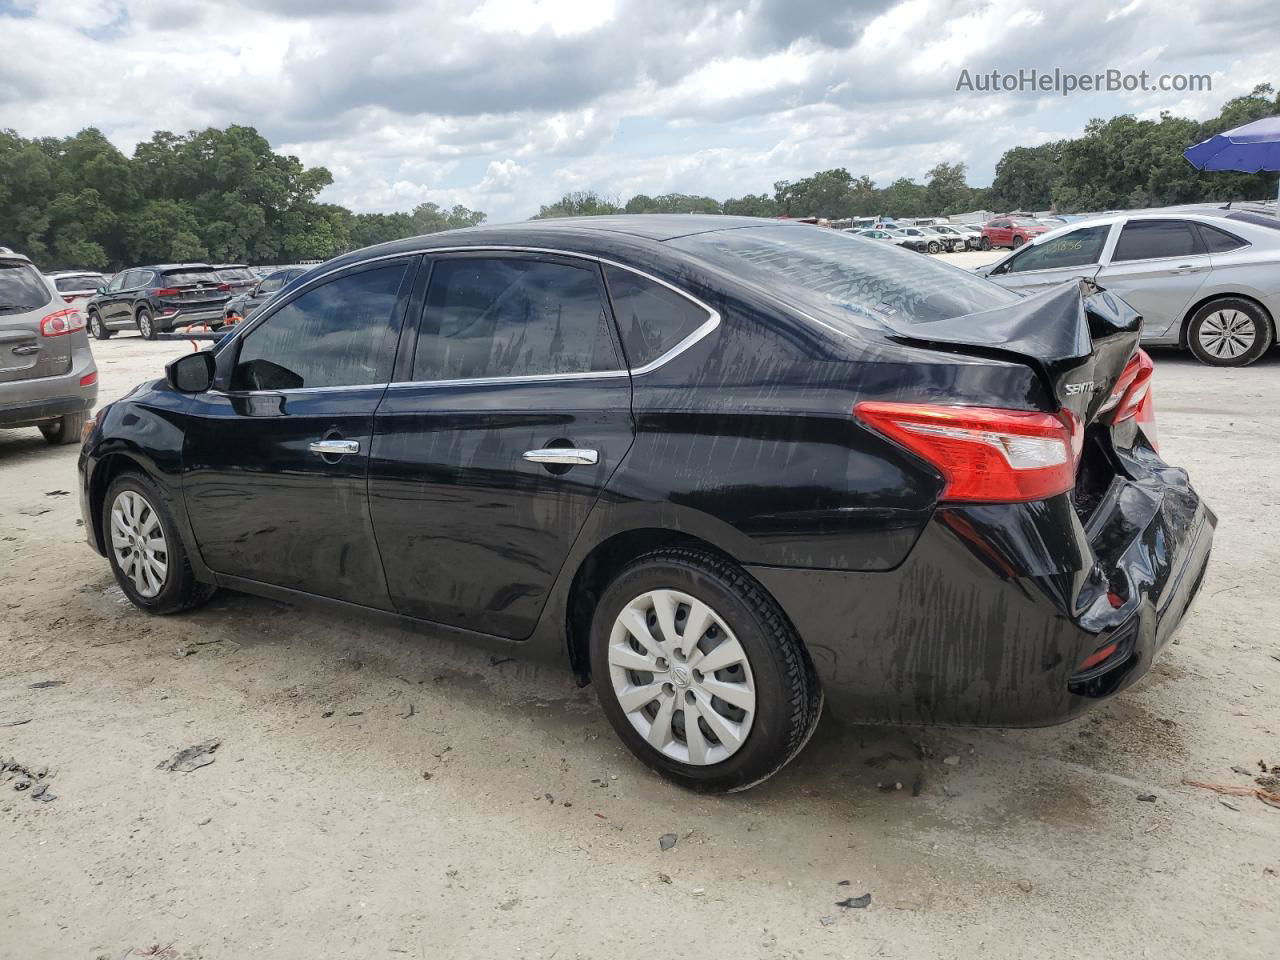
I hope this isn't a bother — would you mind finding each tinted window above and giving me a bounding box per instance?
[988,220,1009,229]
[107,273,126,292]
[162,268,218,285]
[1111,220,1203,262]
[231,263,407,391]
[1005,225,1110,274]
[413,257,619,381]
[0,262,52,312]
[53,275,102,292]
[257,271,288,294]
[1197,223,1248,253]
[217,268,255,282]
[669,226,1019,327]
[1225,211,1280,231]
[605,266,709,368]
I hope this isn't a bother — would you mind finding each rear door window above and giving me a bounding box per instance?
[231,263,409,391]
[0,262,53,313]
[604,266,711,368]
[1004,225,1110,274]
[1111,220,1204,262]
[412,256,619,381]
[1196,223,1248,253]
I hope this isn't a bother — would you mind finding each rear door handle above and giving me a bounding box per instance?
[523,448,598,466]
[309,439,360,457]
[1170,264,1201,274]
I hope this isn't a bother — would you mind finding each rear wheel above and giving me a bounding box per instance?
[1186,297,1273,367]
[103,472,216,614]
[980,236,992,251]
[136,307,156,341]
[1012,235,1025,249]
[88,311,112,340]
[590,547,822,793]
[39,410,86,446]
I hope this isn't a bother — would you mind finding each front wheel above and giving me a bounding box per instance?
[103,472,217,614]
[980,236,992,251]
[136,308,157,340]
[1186,298,1274,366]
[927,241,941,254]
[590,548,822,793]
[1012,235,1025,249]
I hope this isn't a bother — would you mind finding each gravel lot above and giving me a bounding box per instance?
[3,253,1278,959]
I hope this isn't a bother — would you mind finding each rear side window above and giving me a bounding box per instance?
[0,262,52,313]
[231,263,407,391]
[1196,223,1248,253]
[604,266,710,368]
[412,257,619,382]
[1005,225,1110,274]
[1111,220,1203,262]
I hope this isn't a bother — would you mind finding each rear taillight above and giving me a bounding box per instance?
[79,371,98,387]
[854,402,1081,503]
[62,295,77,304]
[1100,349,1153,423]
[217,282,231,292]
[152,287,180,297]
[39,308,86,337]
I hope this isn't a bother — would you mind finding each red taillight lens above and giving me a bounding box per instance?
[854,402,1081,503]
[39,308,86,337]
[1100,349,1154,423]
[217,282,231,291]
[62,295,77,304]
[79,371,98,387]
[152,287,180,297]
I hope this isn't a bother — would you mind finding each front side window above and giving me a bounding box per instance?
[257,272,287,295]
[1111,220,1203,262]
[1005,225,1110,274]
[605,265,710,368]
[412,256,619,381]
[231,263,407,391]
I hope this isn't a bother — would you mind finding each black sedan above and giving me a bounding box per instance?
[78,216,1215,792]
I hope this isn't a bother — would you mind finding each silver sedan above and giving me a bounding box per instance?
[975,208,1280,366]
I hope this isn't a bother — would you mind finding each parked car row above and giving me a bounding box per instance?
[846,223,983,253]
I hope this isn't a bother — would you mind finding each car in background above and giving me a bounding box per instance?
[85,263,231,340]
[853,228,928,253]
[80,215,1213,792]
[980,217,1051,250]
[931,224,978,250]
[214,264,258,296]
[223,265,310,320]
[892,225,953,254]
[975,209,1280,366]
[0,247,97,445]
[46,271,110,313]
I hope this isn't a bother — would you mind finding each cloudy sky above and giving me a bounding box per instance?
[0,0,1275,221]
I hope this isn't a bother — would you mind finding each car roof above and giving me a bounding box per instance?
[0,247,33,263]
[46,269,104,277]
[136,263,217,271]
[214,263,249,269]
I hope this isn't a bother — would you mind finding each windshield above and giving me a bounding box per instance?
[53,275,102,292]
[669,225,1019,327]
[0,261,53,312]
[162,268,219,285]
[217,268,255,282]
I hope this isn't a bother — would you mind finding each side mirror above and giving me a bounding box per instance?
[96,286,106,295]
[166,351,215,393]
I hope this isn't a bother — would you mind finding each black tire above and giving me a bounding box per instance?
[102,471,217,614]
[590,547,822,793]
[39,409,86,446]
[980,236,992,251]
[136,307,157,340]
[1185,297,1274,367]
[1012,235,1025,249]
[927,241,941,254]
[88,311,112,340]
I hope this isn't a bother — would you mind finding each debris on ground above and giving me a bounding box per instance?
[942,755,961,766]
[489,656,515,667]
[819,915,836,926]
[657,872,671,884]
[28,680,65,689]
[0,718,32,727]
[18,505,51,517]
[1016,880,1033,893]
[1136,793,1158,802]
[837,880,850,886]
[1182,776,1280,809]
[836,893,872,909]
[0,757,58,802]
[1219,797,1241,812]
[864,752,908,768]
[399,703,415,719]
[157,739,220,773]
[659,833,678,851]
[44,489,69,497]
[174,646,195,658]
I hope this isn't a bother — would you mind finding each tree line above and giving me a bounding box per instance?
[0,124,485,271]
[537,84,1280,221]
[3,85,1276,272]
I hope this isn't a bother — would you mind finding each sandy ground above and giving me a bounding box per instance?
[2,257,1278,959]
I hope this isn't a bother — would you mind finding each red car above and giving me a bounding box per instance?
[981,217,1050,250]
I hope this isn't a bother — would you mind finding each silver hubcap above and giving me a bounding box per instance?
[607,589,755,766]
[1199,309,1256,359]
[139,315,151,336]
[110,490,168,598]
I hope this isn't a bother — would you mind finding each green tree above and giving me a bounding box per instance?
[773,169,856,218]
[533,190,624,218]
[989,144,1062,212]
[721,193,779,217]
[624,193,721,214]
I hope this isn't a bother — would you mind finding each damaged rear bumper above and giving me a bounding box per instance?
[748,451,1215,727]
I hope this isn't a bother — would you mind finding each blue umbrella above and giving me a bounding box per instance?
[1185,116,1280,202]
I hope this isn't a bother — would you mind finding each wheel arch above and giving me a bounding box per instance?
[1178,291,1275,349]
[87,451,151,555]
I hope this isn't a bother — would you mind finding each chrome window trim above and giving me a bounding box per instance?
[217,245,721,393]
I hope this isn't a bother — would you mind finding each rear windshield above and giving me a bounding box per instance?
[53,275,102,292]
[162,268,219,285]
[669,226,1019,326]
[217,268,255,282]
[0,261,53,313]
[1224,212,1280,231]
